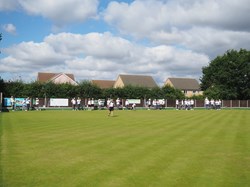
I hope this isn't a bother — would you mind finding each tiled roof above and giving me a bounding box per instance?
[91,80,115,89]
[118,74,158,88]
[167,78,200,90]
[37,72,75,82]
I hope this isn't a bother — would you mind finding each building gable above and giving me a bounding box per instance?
[165,77,202,97]
[37,72,77,85]
[50,73,78,85]
[91,80,115,89]
[114,74,158,88]
[165,78,200,90]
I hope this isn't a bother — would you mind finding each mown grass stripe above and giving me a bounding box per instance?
[1,110,250,187]
[83,111,224,186]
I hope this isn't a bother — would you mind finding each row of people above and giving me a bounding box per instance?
[175,99,195,110]
[10,97,222,111]
[70,97,82,110]
[146,99,165,110]
[71,97,138,111]
[10,96,40,111]
[204,97,222,110]
[107,99,137,116]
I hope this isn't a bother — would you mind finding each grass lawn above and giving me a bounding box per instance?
[1,109,250,187]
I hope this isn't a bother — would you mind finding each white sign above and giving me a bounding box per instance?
[50,98,68,106]
[127,99,141,104]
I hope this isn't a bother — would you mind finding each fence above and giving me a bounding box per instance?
[2,97,250,109]
[166,100,249,108]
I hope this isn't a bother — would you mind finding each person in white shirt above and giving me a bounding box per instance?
[125,99,129,110]
[218,99,222,110]
[210,99,215,109]
[108,100,114,116]
[205,97,209,109]
[77,97,81,110]
[153,99,157,109]
[190,99,194,110]
[98,99,103,110]
[71,97,76,110]
[184,99,188,110]
[22,98,26,111]
[26,97,31,111]
[35,98,39,110]
[106,98,111,108]
[87,98,91,109]
[131,103,136,110]
[160,99,165,109]
[176,99,179,110]
[181,100,184,110]
[10,96,15,111]
[147,99,151,110]
[116,98,121,109]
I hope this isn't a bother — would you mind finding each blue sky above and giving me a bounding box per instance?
[1,0,250,85]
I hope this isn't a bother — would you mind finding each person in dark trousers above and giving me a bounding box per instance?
[108,100,114,116]
[10,96,15,111]
[26,97,31,111]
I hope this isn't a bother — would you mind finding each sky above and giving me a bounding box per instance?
[1,0,250,85]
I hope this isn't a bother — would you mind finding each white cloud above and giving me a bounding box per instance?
[44,32,134,59]
[0,0,99,26]
[103,0,250,57]
[2,23,16,34]
[2,41,71,69]
[0,32,210,84]
[0,0,18,11]
[19,0,99,25]
[104,0,250,33]
[150,27,250,58]
[0,32,209,83]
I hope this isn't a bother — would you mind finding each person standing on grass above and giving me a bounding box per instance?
[160,99,165,110]
[10,96,15,111]
[190,99,194,110]
[107,98,111,109]
[87,98,91,109]
[108,100,114,116]
[125,99,129,110]
[77,97,81,110]
[98,99,103,110]
[25,97,31,111]
[22,98,27,111]
[35,98,40,110]
[131,103,136,110]
[116,98,121,109]
[147,99,151,110]
[205,97,209,109]
[176,99,179,110]
[71,97,76,110]
[218,99,222,110]
[210,99,215,109]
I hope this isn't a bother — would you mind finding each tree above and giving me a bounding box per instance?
[77,81,102,99]
[4,81,25,97]
[200,49,250,99]
[0,76,5,94]
[162,85,185,100]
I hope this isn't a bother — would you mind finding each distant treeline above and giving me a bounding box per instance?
[0,80,202,100]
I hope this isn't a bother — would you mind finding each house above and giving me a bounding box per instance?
[164,78,202,97]
[37,72,78,85]
[113,74,158,88]
[91,80,115,89]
